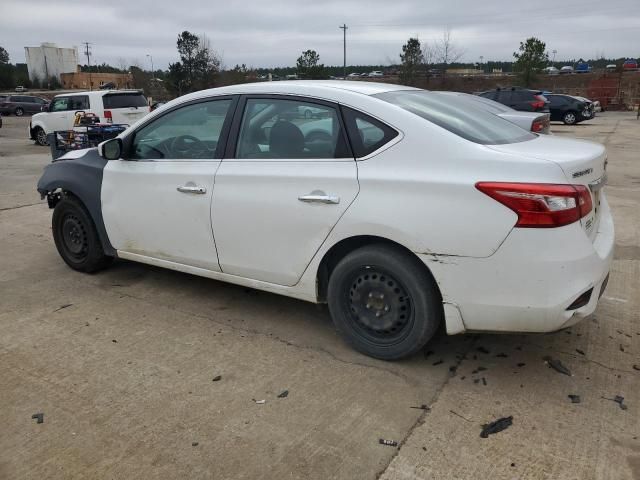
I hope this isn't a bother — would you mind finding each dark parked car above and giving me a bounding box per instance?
[546,94,593,125]
[0,95,49,116]
[477,87,549,113]
[99,82,116,90]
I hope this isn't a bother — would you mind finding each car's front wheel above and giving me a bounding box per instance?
[15,107,24,116]
[34,127,48,146]
[52,195,113,273]
[327,244,442,360]
[563,111,577,125]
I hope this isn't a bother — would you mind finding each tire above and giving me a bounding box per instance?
[563,111,577,125]
[52,195,113,273]
[327,244,442,360]
[34,127,48,146]
[15,107,24,116]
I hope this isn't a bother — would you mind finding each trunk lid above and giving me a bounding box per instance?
[487,135,607,241]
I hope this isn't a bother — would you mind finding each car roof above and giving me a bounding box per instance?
[54,89,143,98]
[180,80,419,102]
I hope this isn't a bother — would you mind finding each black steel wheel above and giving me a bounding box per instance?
[52,195,113,273]
[61,213,89,260]
[328,244,442,360]
[346,267,414,345]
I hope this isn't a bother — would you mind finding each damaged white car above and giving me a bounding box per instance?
[37,81,613,360]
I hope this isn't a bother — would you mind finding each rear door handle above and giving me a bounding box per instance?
[298,194,340,204]
[177,185,206,194]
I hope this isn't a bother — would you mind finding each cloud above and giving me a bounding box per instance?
[1,0,638,69]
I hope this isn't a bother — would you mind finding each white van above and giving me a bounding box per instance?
[30,90,149,146]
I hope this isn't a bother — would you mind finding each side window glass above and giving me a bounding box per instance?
[497,90,512,103]
[69,96,89,110]
[236,98,350,159]
[131,99,232,160]
[51,97,69,112]
[342,106,398,158]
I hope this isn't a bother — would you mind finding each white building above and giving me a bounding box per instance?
[25,43,79,83]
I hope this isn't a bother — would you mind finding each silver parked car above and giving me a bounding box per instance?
[434,92,551,134]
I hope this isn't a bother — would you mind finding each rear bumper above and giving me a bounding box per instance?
[421,195,615,334]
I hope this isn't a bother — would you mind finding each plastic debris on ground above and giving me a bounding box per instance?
[568,394,581,404]
[212,375,222,382]
[252,399,266,405]
[602,395,628,410]
[31,413,44,424]
[480,416,513,438]
[379,438,398,447]
[277,390,289,398]
[543,356,572,376]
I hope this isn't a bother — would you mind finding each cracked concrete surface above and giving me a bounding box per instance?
[0,113,638,479]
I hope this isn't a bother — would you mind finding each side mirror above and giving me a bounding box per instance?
[98,138,122,160]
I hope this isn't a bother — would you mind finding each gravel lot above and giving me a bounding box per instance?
[0,113,638,479]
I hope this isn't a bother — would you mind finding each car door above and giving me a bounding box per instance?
[46,97,75,133]
[101,96,237,271]
[548,96,565,121]
[212,96,359,286]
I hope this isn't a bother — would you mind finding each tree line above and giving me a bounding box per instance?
[0,35,636,93]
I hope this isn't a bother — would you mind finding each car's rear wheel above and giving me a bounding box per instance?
[15,107,24,116]
[34,127,48,146]
[52,195,113,273]
[327,244,442,360]
[563,111,577,125]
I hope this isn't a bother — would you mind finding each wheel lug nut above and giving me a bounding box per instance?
[365,304,371,309]
[384,305,390,312]
[375,311,382,317]
[368,292,373,298]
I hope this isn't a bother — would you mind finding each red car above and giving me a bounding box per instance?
[623,59,638,70]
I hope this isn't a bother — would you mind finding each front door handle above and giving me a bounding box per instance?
[298,194,340,204]
[177,185,206,194]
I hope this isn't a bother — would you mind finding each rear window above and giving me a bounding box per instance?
[375,90,535,145]
[103,93,148,109]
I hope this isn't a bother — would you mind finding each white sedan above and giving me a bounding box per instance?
[37,81,613,360]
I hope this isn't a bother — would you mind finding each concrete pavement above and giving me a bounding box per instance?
[0,113,638,479]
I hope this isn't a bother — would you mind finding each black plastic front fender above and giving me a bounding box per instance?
[36,149,115,257]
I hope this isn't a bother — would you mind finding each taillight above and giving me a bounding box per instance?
[103,110,112,123]
[529,95,546,110]
[476,182,592,228]
[531,120,545,132]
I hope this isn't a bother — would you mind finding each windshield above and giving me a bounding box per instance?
[375,90,535,145]
[103,92,148,109]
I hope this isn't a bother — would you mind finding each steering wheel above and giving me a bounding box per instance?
[170,135,209,158]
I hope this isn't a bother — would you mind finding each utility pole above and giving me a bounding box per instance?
[552,49,557,65]
[82,42,92,90]
[339,24,348,79]
[146,54,154,75]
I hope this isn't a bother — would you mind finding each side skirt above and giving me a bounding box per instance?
[117,251,318,303]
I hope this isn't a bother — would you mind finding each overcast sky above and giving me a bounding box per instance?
[2,0,639,70]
